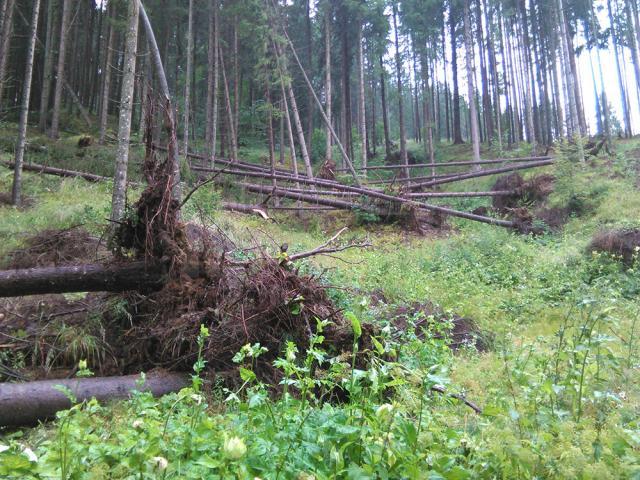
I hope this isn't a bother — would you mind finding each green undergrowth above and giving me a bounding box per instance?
[1,138,640,478]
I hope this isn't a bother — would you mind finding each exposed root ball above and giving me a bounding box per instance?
[4,227,107,269]
[492,173,555,212]
[588,229,640,265]
[123,258,365,385]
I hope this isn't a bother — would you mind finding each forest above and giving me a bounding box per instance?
[0,0,639,478]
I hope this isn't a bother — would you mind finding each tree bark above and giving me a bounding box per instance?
[49,0,72,139]
[450,6,463,144]
[183,0,193,160]
[206,0,219,164]
[98,6,114,144]
[0,261,167,298]
[110,0,139,223]
[392,3,408,178]
[0,0,15,110]
[357,24,367,171]
[324,10,332,162]
[38,0,56,132]
[0,371,189,427]
[463,0,481,167]
[12,0,41,206]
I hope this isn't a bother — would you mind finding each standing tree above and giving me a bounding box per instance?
[110,0,139,223]
[12,0,41,206]
[49,0,72,139]
[463,0,480,165]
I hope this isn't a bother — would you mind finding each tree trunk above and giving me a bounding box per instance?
[139,0,181,203]
[392,3,408,178]
[98,6,114,144]
[12,0,41,206]
[450,6,463,144]
[0,371,189,428]
[607,0,632,137]
[463,0,481,166]
[379,54,391,158]
[0,0,15,110]
[110,0,139,223]
[0,261,167,298]
[38,0,56,132]
[324,10,332,162]
[49,0,72,139]
[357,24,367,171]
[219,45,238,162]
[183,0,193,160]
[206,0,219,164]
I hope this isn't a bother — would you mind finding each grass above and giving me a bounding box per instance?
[1,130,640,478]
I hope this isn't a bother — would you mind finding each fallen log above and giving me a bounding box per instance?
[239,181,516,228]
[406,190,515,198]
[0,261,167,298]
[209,171,517,228]
[0,371,190,427]
[222,201,269,219]
[3,162,110,183]
[335,155,553,171]
[409,159,555,190]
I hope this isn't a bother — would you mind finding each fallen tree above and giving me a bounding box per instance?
[408,159,555,190]
[3,162,110,183]
[335,156,553,171]
[0,261,168,298]
[0,371,189,427]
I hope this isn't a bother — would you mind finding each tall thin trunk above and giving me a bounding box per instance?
[98,6,114,145]
[450,6,463,144]
[607,0,632,137]
[392,3,408,178]
[304,0,313,154]
[49,0,72,139]
[206,0,219,163]
[0,0,15,110]
[110,0,139,222]
[183,0,193,159]
[463,0,481,166]
[12,0,41,206]
[39,0,55,131]
[379,54,391,157]
[324,11,332,162]
[219,45,238,162]
[232,17,239,154]
[357,24,367,170]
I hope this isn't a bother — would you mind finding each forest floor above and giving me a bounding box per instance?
[1,126,640,478]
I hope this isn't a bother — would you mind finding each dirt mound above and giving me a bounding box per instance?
[492,173,555,212]
[4,227,108,269]
[588,229,640,265]
[370,294,489,352]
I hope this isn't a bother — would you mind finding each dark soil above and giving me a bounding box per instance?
[588,229,640,265]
